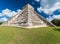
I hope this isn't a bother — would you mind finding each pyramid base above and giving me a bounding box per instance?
[0,25,51,28]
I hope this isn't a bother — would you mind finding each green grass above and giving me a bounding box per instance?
[0,26,60,44]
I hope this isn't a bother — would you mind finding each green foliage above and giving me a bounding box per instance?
[51,19,60,26]
[0,26,60,44]
[53,27,60,31]
[0,22,3,25]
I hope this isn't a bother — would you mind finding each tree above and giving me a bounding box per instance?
[51,19,60,26]
[0,22,3,25]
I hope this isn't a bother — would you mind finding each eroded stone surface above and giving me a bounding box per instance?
[1,4,55,28]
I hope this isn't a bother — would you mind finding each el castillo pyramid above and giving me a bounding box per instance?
[1,4,55,28]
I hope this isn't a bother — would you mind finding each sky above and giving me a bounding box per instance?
[0,0,60,22]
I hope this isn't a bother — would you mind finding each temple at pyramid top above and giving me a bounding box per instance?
[23,4,34,10]
[1,4,55,28]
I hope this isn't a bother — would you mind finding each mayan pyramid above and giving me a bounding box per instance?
[1,4,55,28]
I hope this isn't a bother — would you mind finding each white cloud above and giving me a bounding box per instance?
[37,2,60,15]
[0,17,8,22]
[40,0,49,8]
[46,15,60,21]
[2,9,18,17]
[0,13,3,16]
[52,15,60,19]
[37,0,60,21]
[0,8,21,22]
[46,16,54,21]
[35,0,40,2]
[37,7,53,15]
[40,0,59,8]
[17,9,21,12]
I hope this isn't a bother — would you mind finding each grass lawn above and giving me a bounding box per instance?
[0,26,60,44]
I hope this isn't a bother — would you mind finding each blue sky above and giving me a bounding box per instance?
[0,0,60,22]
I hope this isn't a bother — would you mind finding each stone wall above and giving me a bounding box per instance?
[9,8,28,27]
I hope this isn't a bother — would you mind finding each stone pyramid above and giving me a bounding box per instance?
[2,4,55,28]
